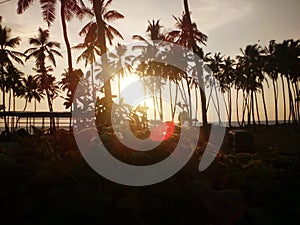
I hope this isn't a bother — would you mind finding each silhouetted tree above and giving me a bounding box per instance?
[17,0,90,76]
[20,75,43,111]
[0,18,24,134]
[168,0,208,125]
[90,0,124,126]
[25,28,62,131]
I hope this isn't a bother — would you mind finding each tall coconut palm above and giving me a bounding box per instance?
[25,28,62,131]
[264,40,279,125]
[60,69,83,129]
[21,75,44,111]
[233,64,246,127]
[60,69,84,109]
[0,17,24,134]
[237,44,265,128]
[167,0,208,126]
[4,65,24,131]
[5,65,24,112]
[206,52,223,123]
[276,39,300,126]
[220,56,236,127]
[109,43,133,104]
[133,19,166,121]
[17,0,90,76]
[89,0,124,126]
[73,30,102,101]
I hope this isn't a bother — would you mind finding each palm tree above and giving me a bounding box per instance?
[167,0,208,126]
[4,65,24,131]
[206,52,223,124]
[60,69,83,109]
[233,65,245,127]
[133,19,166,121]
[276,39,300,127]
[20,75,43,111]
[73,28,102,100]
[164,63,185,122]
[17,0,90,76]
[264,40,279,125]
[90,0,124,125]
[0,17,24,134]
[25,28,62,131]
[237,44,265,128]
[60,68,83,129]
[220,56,236,127]
[5,65,24,112]
[109,43,133,104]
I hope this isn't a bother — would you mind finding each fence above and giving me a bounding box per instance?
[0,111,72,134]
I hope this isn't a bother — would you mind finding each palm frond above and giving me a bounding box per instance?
[29,37,41,46]
[46,41,60,49]
[79,21,94,36]
[47,48,63,58]
[6,37,21,48]
[40,0,57,26]
[106,24,123,40]
[103,0,113,10]
[17,0,35,14]
[104,10,124,22]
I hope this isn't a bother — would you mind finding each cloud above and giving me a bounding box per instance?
[189,0,253,31]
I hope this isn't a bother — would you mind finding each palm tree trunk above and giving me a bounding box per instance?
[261,86,269,127]
[159,78,163,121]
[254,91,260,125]
[172,81,179,122]
[12,90,16,132]
[93,0,113,126]
[23,100,28,111]
[246,92,251,126]
[183,0,207,126]
[206,84,214,111]
[251,91,256,127]
[185,76,192,124]
[169,79,174,122]
[281,75,287,124]
[214,84,221,125]
[236,89,241,127]
[1,64,9,135]
[294,82,300,124]
[118,74,121,104]
[291,82,299,123]
[286,76,297,130]
[194,85,199,125]
[60,0,73,75]
[152,94,156,120]
[242,91,248,127]
[143,76,147,118]
[8,90,11,112]
[228,89,232,127]
[180,78,188,107]
[46,89,56,132]
[272,78,278,125]
[200,83,208,126]
[91,61,96,103]
[8,89,11,131]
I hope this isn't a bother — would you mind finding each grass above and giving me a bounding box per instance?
[0,125,299,225]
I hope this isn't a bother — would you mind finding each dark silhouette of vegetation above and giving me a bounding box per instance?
[0,1,299,225]
[1,2,300,132]
[24,27,62,131]
[0,16,24,135]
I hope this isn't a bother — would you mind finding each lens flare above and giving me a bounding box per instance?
[149,121,175,142]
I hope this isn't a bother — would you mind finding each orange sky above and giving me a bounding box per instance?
[0,0,299,121]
